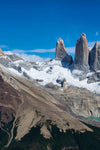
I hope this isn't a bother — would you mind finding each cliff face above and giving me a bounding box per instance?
[0,48,5,56]
[73,33,89,72]
[55,38,73,65]
[55,34,100,74]
[89,42,100,71]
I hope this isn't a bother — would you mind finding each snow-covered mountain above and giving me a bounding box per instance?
[0,47,99,95]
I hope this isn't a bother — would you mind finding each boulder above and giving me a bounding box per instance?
[73,33,89,72]
[89,42,100,71]
[55,38,73,65]
[45,82,59,89]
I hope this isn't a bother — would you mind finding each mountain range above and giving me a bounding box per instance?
[0,33,100,150]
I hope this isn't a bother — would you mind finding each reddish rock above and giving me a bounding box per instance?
[73,33,89,72]
[55,38,73,65]
[0,48,5,56]
[89,42,100,71]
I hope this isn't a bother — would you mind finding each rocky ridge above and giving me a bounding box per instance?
[55,34,100,83]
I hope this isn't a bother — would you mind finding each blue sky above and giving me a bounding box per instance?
[0,0,100,59]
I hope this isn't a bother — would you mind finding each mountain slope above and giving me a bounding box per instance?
[0,65,96,150]
[0,50,100,150]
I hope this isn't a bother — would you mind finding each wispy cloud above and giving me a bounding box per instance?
[31,48,55,53]
[11,48,55,53]
[10,47,75,54]
[0,45,8,48]
[66,47,75,53]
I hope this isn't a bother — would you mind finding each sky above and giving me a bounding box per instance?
[0,0,100,59]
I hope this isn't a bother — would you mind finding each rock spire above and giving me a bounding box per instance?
[55,38,73,65]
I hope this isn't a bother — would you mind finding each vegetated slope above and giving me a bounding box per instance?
[6,123,100,150]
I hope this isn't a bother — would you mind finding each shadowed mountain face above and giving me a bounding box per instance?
[89,42,100,71]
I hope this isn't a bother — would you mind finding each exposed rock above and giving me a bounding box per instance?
[23,72,30,79]
[40,124,51,139]
[0,55,12,67]
[0,48,5,56]
[73,33,89,72]
[56,77,66,87]
[72,69,87,81]
[18,61,32,70]
[35,79,44,82]
[55,38,73,65]
[46,67,53,74]
[7,54,23,62]
[87,72,100,83]
[50,86,100,118]
[10,64,22,73]
[45,82,59,90]
[17,66,22,73]
[89,42,100,71]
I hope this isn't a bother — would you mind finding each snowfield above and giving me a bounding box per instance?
[7,59,100,94]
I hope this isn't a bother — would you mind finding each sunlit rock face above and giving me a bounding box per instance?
[0,48,5,56]
[89,42,100,71]
[55,38,73,65]
[73,33,89,72]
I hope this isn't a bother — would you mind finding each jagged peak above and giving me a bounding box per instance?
[95,41,99,45]
[95,41,100,48]
[76,33,87,45]
[57,38,64,44]
[81,33,86,38]
[91,42,100,50]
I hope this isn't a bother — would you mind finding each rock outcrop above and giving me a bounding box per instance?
[73,33,89,72]
[87,72,100,83]
[0,48,5,56]
[55,38,73,65]
[89,42,100,71]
